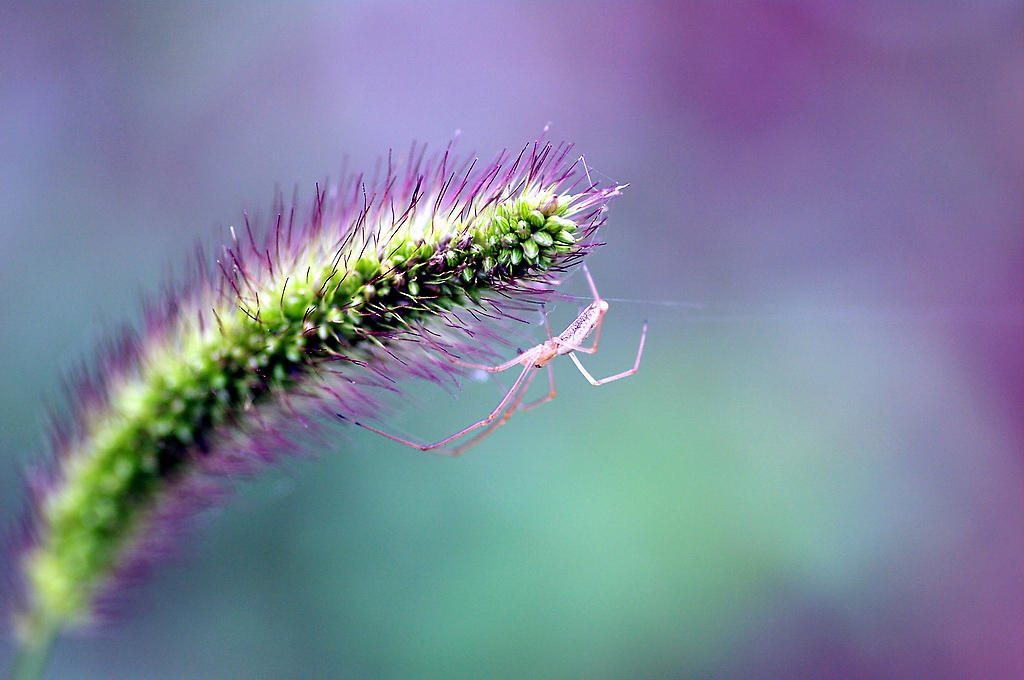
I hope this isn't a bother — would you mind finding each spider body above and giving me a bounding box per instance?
[555,299,608,354]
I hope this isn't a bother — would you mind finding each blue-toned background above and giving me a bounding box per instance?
[2,3,1022,678]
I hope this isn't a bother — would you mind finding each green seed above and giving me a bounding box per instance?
[538,194,559,217]
[531,231,553,247]
[545,216,576,233]
[522,239,539,261]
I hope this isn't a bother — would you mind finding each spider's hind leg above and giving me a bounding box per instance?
[520,363,556,412]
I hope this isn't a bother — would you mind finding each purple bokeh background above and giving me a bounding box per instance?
[1,2,1022,678]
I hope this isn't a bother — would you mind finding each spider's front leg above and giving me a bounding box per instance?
[568,320,648,386]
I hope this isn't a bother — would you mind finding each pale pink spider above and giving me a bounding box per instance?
[339,263,647,456]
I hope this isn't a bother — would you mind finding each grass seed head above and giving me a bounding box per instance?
[10,139,623,641]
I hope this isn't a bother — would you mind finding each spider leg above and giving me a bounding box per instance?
[581,262,601,301]
[447,366,541,456]
[338,363,536,452]
[513,308,557,411]
[541,304,554,340]
[568,321,647,386]
[520,363,556,412]
[454,348,557,456]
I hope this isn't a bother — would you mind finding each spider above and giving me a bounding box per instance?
[338,263,647,456]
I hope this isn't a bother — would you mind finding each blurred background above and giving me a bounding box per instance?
[1,2,1022,678]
